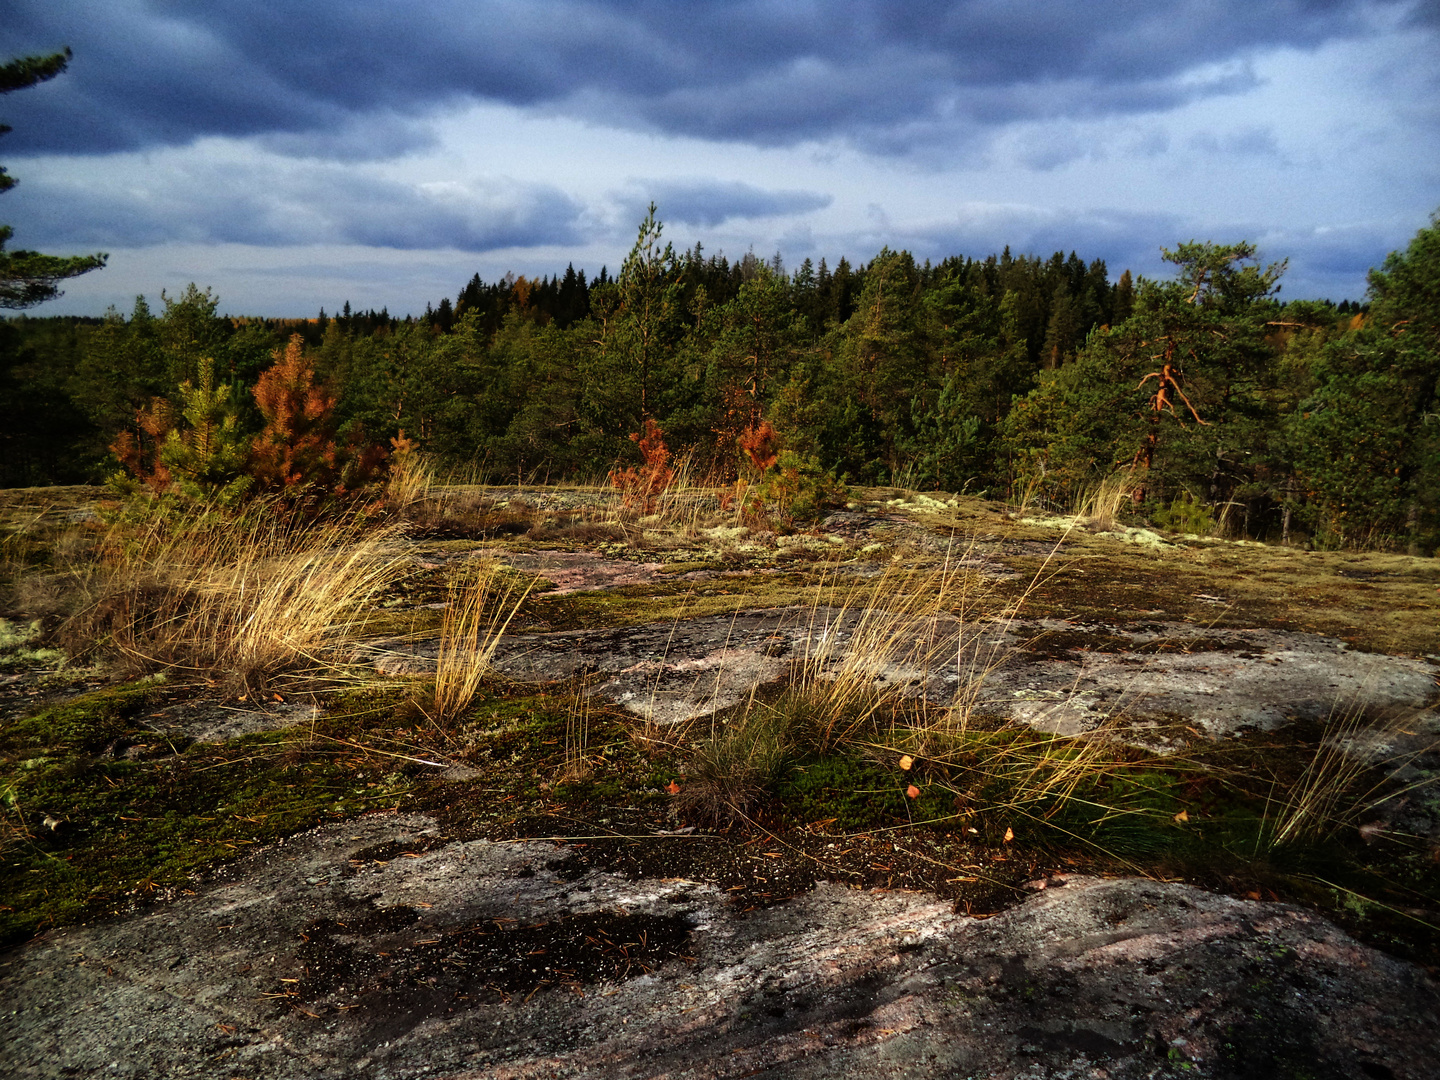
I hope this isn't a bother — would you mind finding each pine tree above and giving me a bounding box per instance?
[1113,269,1135,324]
[612,204,683,421]
[130,356,253,505]
[1,49,107,307]
[1288,211,1440,551]
[251,335,339,492]
[1002,242,1285,508]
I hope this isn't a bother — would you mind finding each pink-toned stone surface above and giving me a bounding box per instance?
[495,549,667,595]
[3,812,1435,1079]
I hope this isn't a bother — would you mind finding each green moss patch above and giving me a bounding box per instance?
[0,682,419,945]
[777,755,953,830]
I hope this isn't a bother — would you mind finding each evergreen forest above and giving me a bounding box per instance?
[3,205,1438,553]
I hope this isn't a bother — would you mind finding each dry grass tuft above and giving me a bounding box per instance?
[1267,702,1434,849]
[1075,469,1138,532]
[783,548,1016,753]
[673,529,1178,836]
[55,501,404,693]
[384,441,436,513]
[426,558,535,727]
[677,704,792,827]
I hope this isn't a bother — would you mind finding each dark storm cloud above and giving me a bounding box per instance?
[1403,0,1440,22]
[626,180,832,227]
[7,162,587,252]
[0,0,1419,158]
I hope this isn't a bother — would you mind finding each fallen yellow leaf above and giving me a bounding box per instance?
[898,755,913,771]
[1173,810,1190,823]
[1003,827,1014,843]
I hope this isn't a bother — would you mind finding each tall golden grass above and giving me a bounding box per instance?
[682,544,1026,823]
[59,500,404,692]
[1266,701,1431,849]
[1073,469,1138,532]
[426,558,535,727]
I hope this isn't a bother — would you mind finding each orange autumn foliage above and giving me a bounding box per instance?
[110,398,176,496]
[609,419,674,513]
[250,334,386,497]
[737,420,780,476]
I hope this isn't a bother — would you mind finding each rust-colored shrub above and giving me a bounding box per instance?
[737,420,780,476]
[609,419,675,513]
[250,334,386,499]
[110,399,175,496]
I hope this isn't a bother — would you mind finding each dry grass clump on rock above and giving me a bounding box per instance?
[676,548,1031,827]
[425,558,536,727]
[1266,701,1434,850]
[676,704,793,827]
[53,500,405,694]
[673,539,1218,852]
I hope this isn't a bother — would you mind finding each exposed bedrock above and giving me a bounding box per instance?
[2,812,1434,1080]
[363,608,1440,739]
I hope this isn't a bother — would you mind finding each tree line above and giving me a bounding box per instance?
[2,204,1436,552]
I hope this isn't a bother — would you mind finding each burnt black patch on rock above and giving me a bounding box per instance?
[545,851,589,881]
[291,910,693,1014]
[349,838,444,864]
[1133,635,1248,654]
[1020,629,1249,660]
[1016,1023,1130,1059]
[1020,631,1135,658]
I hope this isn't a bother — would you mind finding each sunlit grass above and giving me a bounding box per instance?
[426,558,536,727]
[47,499,406,693]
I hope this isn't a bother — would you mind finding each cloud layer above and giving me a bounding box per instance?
[2,1,1420,157]
[1,2,1436,313]
[6,156,586,251]
[621,180,832,228]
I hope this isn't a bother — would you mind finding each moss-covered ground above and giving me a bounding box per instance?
[1,483,1436,966]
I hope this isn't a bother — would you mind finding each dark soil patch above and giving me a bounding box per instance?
[1018,630,1248,659]
[291,906,693,1012]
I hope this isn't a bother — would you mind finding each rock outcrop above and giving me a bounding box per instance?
[365,607,1440,739]
[4,811,1435,1079]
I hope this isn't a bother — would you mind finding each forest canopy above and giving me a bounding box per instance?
[2,206,1437,553]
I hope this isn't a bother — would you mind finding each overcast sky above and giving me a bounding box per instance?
[3,1,1437,317]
